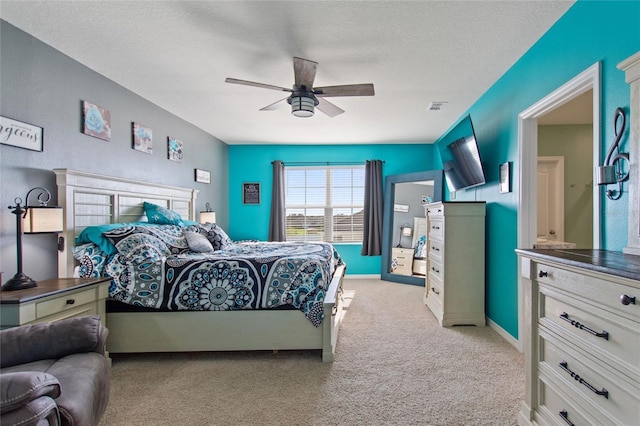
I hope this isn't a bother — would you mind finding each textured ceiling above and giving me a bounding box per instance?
[0,1,575,145]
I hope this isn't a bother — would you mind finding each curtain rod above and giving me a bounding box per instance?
[271,160,384,166]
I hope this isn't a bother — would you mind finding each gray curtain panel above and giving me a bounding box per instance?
[361,159,383,255]
[268,160,286,242]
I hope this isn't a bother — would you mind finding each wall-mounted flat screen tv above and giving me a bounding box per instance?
[438,115,486,192]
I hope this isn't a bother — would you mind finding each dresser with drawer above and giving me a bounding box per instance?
[516,249,640,426]
[424,201,486,326]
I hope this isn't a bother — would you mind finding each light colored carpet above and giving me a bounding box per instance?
[99,279,524,425]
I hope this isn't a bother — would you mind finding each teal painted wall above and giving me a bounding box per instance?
[228,144,437,274]
[434,0,639,338]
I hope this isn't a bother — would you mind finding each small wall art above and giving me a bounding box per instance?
[82,101,111,141]
[168,137,183,162]
[499,161,512,193]
[393,204,409,212]
[0,116,43,151]
[132,122,153,154]
[242,182,261,205]
[195,168,211,184]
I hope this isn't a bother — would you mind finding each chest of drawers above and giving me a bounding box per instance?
[517,249,640,426]
[424,201,486,326]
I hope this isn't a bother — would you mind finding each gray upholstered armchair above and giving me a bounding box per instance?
[0,315,110,426]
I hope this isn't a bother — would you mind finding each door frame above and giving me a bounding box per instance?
[516,62,601,351]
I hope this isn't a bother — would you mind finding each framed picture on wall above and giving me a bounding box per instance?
[132,122,153,154]
[394,204,409,212]
[242,182,261,205]
[195,168,211,184]
[167,137,183,162]
[81,100,111,141]
[499,162,511,193]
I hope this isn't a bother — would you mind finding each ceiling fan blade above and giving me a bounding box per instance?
[316,97,345,118]
[293,57,318,89]
[314,83,375,97]
[260,97,289,111]
[225,78,291,92]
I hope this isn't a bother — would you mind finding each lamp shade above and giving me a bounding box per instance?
[199,211,216,224]
[291,96,315,117]
[22,206,63,233]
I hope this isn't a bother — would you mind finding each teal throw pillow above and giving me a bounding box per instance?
[143,202,184,225]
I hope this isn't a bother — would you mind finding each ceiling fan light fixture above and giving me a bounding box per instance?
[290,96,315,117]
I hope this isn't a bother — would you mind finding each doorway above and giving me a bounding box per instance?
[516,62,601,351]
[537,156,565,242]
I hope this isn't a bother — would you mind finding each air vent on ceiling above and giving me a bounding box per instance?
[428,102,448,111]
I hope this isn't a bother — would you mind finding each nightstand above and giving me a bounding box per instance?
[0,277,110,329]
[391,247,414,276]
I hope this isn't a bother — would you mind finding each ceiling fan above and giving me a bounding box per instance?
[225,57,375,118]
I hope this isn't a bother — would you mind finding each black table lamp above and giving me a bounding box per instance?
[2,187,63,291]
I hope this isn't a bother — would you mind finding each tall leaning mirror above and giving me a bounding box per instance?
[381,170,443,285]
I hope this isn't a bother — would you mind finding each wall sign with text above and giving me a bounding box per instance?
[0,116,43,152]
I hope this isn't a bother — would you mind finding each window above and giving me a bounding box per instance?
[285,165,365,243]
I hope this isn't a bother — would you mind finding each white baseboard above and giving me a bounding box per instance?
[344,274,381,280]
[487,317,522,352]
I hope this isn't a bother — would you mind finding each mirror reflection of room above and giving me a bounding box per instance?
[389,180,433,277]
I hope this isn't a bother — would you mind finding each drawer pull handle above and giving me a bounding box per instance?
[431,267,440,273]
[431,287,440,295]
[431,246,440,251]
[559,410,575,426]
[560,312,609,340]
[538,270,548,278]
[432,226,440,230]
[559,361,608,399]
[620,294,636,305]
[66,299,75,305]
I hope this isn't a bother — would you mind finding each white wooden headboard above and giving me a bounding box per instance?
[54,169,198,278]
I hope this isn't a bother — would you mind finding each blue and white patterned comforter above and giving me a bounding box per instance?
[86,240,343,327]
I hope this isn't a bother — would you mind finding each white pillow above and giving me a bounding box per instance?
[184,231,214,253]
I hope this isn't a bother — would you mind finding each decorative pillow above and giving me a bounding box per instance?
[72,243,109,278]
[189,223,233,251]
[75,222,150,255]
[143,202,184,225]
[414,235,427,259]
[103,224,189,261]
[184,230,214,253]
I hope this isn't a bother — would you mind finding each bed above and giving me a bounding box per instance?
[55,168,347,362]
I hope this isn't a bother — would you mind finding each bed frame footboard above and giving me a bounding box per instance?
[106,264,346,362]
[321,263,346,362]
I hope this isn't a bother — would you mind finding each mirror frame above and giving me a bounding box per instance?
[380,169,443,286]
